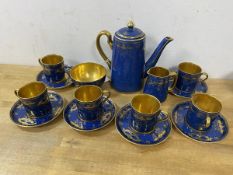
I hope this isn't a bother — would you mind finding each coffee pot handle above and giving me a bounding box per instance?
[168,72,178,92]
[96,30,113,69]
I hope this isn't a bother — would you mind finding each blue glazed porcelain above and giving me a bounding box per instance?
[130,94,162,133]
[73,85,110,121]
[14,82,52,117]
[39,54,65,83]
[37,65,73,89]
[116,104,172,145]
[186,93,222,131]
[10,91,64,127]
[96,21,173,92]
[171,101,228,142]
[173,62,208,97]
[63,98,116,131]
[143,67,177,102]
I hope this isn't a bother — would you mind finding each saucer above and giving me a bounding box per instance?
[63,98,116,131]
[115,104,172,145]
[171,101,228,142]
[171,81,208,98]
[37,65,73,89]
[10,91,64,127]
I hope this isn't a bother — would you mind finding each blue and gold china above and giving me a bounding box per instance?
[171,81,208,98]
[37,65,73,89]
[14,82,52,117]
[39,54,65,82]
[96,20,173,92]
[10,91,64,127]
[130,94,162,132]
[73,85,110,121]
[143,66,177,102]
[171,101,228,142]
[63,98,116,131]
[69,62,106,87]
[171,62,208,98]
[186,93,222,131]
[116,104,171,145]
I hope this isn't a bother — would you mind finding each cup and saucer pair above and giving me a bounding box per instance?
[116,94,172,146]
[63,85,116,131]
[169,62,208,98]
[37,54,73,89]
[10,82,64,127]
[171,93,228,142]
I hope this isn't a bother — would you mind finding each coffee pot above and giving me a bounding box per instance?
[96,21,173,92]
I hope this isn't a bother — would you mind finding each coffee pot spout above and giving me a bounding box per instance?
[144,37,173,76]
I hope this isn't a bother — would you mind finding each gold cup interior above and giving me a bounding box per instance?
[131,94,160,115]
[179,62,202,74]
[74,85,102,102]
[70,63,106,82]
[41,54,63,65]
[192,93,222,113]
[18,82,46,99]
[148,67,169,77]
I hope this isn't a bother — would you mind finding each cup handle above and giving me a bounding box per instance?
[157,110,169,122]
[66,70,72,79]
[14,89,19,97]
[168,72,178,92]
[101,90,111,103]
[64,65,72,72]
[200,72,208,82]
[206,115,211,128]
[38,58,43,66]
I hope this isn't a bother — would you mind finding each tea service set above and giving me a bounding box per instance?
[10,21,228,145]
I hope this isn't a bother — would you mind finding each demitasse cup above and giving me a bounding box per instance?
[69,62,106,86]
[175,62,208,94]
[130,94,162,132]
[14,82,52,117]
[74,85,110,121]
[39,54,65,82]
[143,66,177,102]
[186,93,222,131]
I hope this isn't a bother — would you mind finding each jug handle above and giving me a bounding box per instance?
[96,30,113,69]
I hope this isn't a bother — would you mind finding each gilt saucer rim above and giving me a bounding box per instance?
[115,104,172,146]
[171,101,229,143]
[10,91,64,128]
[63,98,116,132]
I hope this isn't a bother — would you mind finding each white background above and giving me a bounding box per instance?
[0,0,233,79]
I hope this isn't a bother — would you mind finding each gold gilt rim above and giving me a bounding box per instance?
[10,91,64,128]
[115,107,172,146]
[178,62,202,76]
[114,35,145,42]
[36,71,73,90]
[70,62,106,83]
[171,101,229,143]
[63,99,117,132]
[16,81,47,100]
[40,54,64,66]
[169,85,208,99]
[74,85,103,103]
[169,90,191,99]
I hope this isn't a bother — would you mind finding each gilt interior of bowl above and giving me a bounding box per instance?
[70,63,106,82]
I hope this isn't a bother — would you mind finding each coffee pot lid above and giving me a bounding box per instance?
[115,21,145,40]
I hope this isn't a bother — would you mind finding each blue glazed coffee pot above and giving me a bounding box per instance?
[96,21,173,92]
